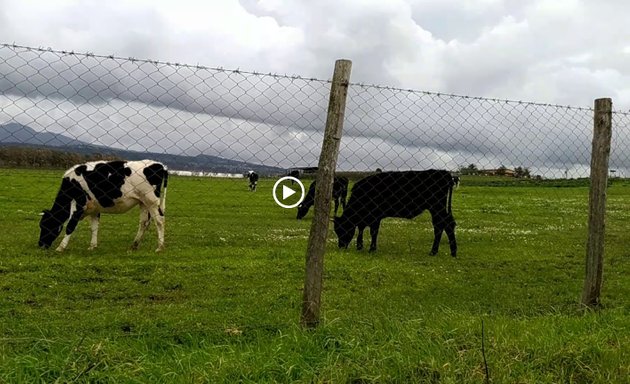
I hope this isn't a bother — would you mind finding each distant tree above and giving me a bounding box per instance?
[515,166,531,178]
[459,164,478,175]
[496,165,508,176]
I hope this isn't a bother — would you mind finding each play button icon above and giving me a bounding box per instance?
[283,185,297,200]
[273,176,305,209]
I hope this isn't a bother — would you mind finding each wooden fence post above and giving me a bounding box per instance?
[301,59,352,328]
[581,97,612,308]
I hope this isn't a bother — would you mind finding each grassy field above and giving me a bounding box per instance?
[0,168,628,383]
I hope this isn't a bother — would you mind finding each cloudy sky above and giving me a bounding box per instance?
[1,0,629,176]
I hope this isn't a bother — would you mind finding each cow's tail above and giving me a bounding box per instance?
[160,166,169,213]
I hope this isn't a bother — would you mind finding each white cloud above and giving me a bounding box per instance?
[1,0,629,108]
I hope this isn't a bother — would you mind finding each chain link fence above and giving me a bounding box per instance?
[1,43,628,276]
[611,111,630,177]
[3,43,629,178]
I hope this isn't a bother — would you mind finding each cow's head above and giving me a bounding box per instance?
[296,201,312,220]
[333,216,354,249]
[296,204,306,220]
[38,210,63,249]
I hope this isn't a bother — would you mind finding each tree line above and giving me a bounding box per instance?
[0,146,119,168]
[459,164,533,178]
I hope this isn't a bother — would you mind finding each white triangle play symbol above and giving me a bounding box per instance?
[282,185,296,200]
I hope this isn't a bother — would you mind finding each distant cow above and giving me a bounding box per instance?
[288,170,300,184]
[296,176,348,219]
[333,170,457,256]
[247,170,259,191]
[38,160,168,252]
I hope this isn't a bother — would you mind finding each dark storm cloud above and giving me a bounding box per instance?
[4,42,630,178]
[0,45,331,129]
[1,1,630,176]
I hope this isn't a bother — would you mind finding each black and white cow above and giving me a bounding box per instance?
[296,176,348,219]
[333,170,457,256]
[38,160,168,252]
[247,170,259,191]
[453,175,461,188]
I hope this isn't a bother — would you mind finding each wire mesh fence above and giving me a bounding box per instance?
[4,43,629,179]
[0,43,628,267]
[611,111,630,177]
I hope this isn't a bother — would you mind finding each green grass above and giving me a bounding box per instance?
[0,169,628,383]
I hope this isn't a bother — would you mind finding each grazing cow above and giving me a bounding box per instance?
[296,176,349,219]
[247,170,259,191]
[288,170,300,184]
[453,175,461,188]
[333,170,457,256]
[38,160,168,252]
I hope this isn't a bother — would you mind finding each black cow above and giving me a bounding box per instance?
[296,176,348,219]
[288,170,300,184]
[38,160,168,252]
[247,170,259,191]
[333,170,457,256]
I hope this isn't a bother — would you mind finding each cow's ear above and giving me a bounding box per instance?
[40,209,50,216]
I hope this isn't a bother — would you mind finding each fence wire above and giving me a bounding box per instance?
[0,43,629,255]
[2,43,629,179]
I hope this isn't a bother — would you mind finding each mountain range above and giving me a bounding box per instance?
[0,122,286,175]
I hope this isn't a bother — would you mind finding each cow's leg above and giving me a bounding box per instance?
[429,210,447,256]
[333,197,340,216]
[131,206,151,250]
[56,201,83,252]
[368,220,381,253]
[147,205,165,252]
[445,213,457,257]
[356,225,366,250]
[88,214,100,250]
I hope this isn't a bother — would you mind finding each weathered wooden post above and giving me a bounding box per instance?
[301,59,352,328]
[581,97,612,308]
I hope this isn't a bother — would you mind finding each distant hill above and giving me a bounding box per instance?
[0,122,83,147]
[0,123,286,175]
